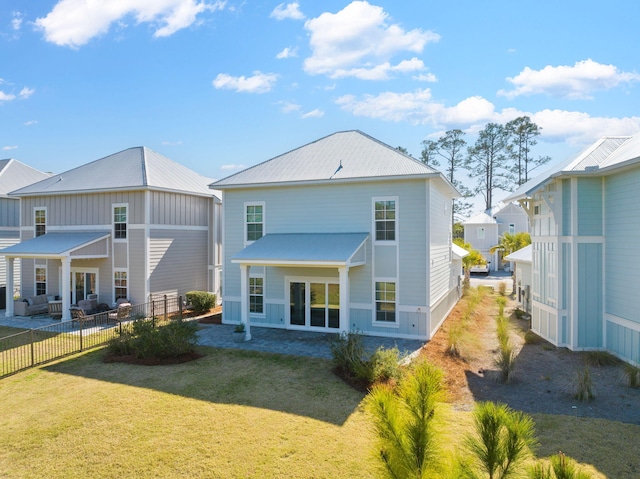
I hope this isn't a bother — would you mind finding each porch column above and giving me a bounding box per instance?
[338,266,349,333]
[61,256,71,321]
[240,263,251,341]
[5,257,14,317]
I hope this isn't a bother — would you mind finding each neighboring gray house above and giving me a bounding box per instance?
[504,244,532,314]
[505,133,640,365]
[1,147,221,320]
[0,159,51,294]
[462,202,530,271]
[211,130,461,341]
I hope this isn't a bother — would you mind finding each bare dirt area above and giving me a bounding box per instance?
[420,289,640,425]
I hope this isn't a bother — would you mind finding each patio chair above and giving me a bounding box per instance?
[108,303,132,323]
[48,301,63,320]
[70,307,92,326]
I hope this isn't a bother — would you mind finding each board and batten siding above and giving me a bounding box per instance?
[577,243,603,348]
[149,191,211,226]
[0,197,20,227]
[577,178,603,236]
[148,228,209,299]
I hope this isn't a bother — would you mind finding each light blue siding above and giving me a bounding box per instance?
[429,182,452,305]
[374,246,397,278]
[577,178,602,236]
[561,243,570,310]
[562,179,571,236]
[606,322,640,365]
[577,243,602,348]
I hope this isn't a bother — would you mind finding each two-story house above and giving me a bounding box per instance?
[1,147,221,321]
[462,202,530,271]
[0,159,51,297]
[211,130,461,340]
[505,133,640,365]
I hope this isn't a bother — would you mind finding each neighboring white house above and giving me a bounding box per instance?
[0,159,51,295]
[462,202,530,271]
[504,244,532,314]
[505,133,640,365]
[1,147,221,320]
[211,130,461,341]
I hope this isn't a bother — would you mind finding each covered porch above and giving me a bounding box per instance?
[231,233,368,340]
[1,232,110,321]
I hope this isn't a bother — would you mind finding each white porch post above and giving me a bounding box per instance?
[240,263,251,341]
[5,257,14,317]
[338,266,349,333]
[61,256,72,321]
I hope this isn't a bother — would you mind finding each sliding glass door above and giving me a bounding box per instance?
[288,279,339,330]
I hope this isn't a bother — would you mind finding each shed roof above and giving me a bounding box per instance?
[452,243,469,259]
[10,147,219,199]
[0,159,51,197]
[231,233,369,267]
[212,130,458,196]
[0,232,110,258]
[504,244,532,263]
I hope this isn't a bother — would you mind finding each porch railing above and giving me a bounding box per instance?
[0,295,183,379]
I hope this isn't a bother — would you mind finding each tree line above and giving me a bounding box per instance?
[411,116,550,220]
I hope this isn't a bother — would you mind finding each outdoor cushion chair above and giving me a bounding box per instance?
[70,307,92,326]
[108,303,132,323]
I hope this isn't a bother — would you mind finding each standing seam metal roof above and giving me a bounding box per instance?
[0,159,51,197]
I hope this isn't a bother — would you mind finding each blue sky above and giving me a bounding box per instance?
[2,0,639,209]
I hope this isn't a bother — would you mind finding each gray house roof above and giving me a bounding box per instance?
[505,134,638,201]
[0,232,109,258]
[231,233,369,266]
[0,159,51,197]
[10,147,220,199]
[211,130,458,196]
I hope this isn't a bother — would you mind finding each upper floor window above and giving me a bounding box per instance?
[509,223,515,235]
[35,208,46,237]
[245,203,264,243]
[374,198,396,242]
[113,205,127,240]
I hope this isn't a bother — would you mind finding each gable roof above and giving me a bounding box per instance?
[462,212,496,225]
[504,244,532,263]
[9,147,220,199]
[505,134,638,201]
[211,130,458,196]
[0,159,51,197]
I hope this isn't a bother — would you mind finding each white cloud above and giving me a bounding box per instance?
[161,140,183,146]
[0,91,16,102]
[11,12,23,31]
[499,59,640,100]
[301,109,324,119]
[24,120,38,126]
[335,88,640,145]
[19,87,34,99]
[221,163,247,171]
[303,1,439,80]
[276,46,298,59]
[270,2,305,20]
[2,145,18,151]
[414,72,437,82]
[212,71,278,93]
[35,0,226,48]
[279,101,301,113]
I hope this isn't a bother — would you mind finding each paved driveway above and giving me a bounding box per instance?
[469,270,513,291]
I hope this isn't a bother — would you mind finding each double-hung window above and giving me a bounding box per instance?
[114,271,128,300]
[374,198,397,242]
[35,267,47,295]
[375,281,396,323]
[245,203,264,243]
[113,205,127,240]
[249,276,264,314]
[35,208,46,237]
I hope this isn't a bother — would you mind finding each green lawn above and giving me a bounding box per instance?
[0,345,639,478]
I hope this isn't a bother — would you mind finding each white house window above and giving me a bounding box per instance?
[375,281,396,322]
[509,223,516,235]
[245,203,264,243]
[113,205,127,240]
[374,199,396,241]
[35,267,47,295]
[35,208,46,237]
[249,276,264,314]
[114,271,128,300]
[477,227,485,239]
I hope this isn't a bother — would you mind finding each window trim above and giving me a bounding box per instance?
[113,203,128,241]
[508,223,516,235]
[249,274,265,317]
[372,196,398,245]
[244,201,265,246]
[34,207,47,237]
[114,270,128,301]
[374,280,397,325]
[35,265,47,296]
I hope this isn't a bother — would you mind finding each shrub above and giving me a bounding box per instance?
[584,351,619,367]
[573,367,595,401]
[107,319,199,359]
[369,346,404,384]
[329,331,369,383]
[524,330,542,345]
[496,295,507,316]
[185,291,216,314]
[528,451,594,479]
[496,315,510,350]
[495,343,517,383]
[498,281,507,296]
[622,363,640,388]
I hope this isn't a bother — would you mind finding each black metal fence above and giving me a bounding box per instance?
[0,295,183,379]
